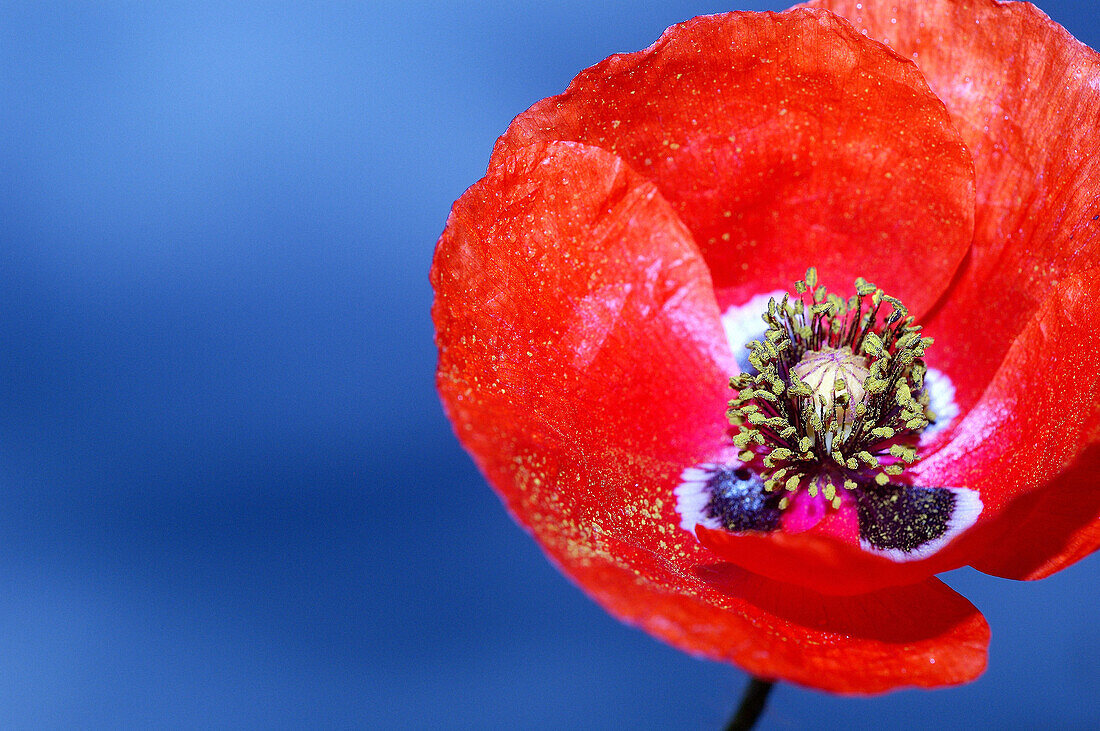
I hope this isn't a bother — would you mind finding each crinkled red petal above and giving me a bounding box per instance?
[491,8,974,315]
[965,444,1100,581]
[810,0,1100,418]
[433,139,724,639]
[433,145,734,561]
[579,535,988,694]
[696,523,969,596]
[913,268,1100,578]
[432,140,986,690]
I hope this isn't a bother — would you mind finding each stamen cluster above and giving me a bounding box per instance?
[727,268,935,510]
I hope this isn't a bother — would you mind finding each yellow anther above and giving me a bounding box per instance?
[754,388,777,402]
[778,496,790,510]
[831,495,843,509]
[862,332,884,357]
[823,482,837,501]
[843,479,858,491]
[857,451,879,467]
[896,332,919,349]
[785,474,801,491]
[866,378,888,394]
[874,472,890,486]
[739,450,756,462]
[805,267,818,288]
[883,294,906,314]
[855,278,876,296]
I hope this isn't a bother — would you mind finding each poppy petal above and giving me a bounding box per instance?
[491,8,974,315]
[810,0,1100,416]
[432,139,988,691]
[696,522,969,596]
[688,478,982,596]
[573,538,988,693]
[434,139,735,585]
[912,268,1100,577]
[965,444,1100,581]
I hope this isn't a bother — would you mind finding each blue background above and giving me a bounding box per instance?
[0,1,1096,728]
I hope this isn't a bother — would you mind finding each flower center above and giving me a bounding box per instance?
[791,346,869,437]
[727,268,934,511]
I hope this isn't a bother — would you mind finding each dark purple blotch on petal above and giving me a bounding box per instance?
[857,483,957,552]
[706,466,783,532]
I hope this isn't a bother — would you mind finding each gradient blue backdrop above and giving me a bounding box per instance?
[0,2,1096,728]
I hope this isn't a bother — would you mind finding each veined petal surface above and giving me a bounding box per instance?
[492,8,975,315]
[811,0,1100,414]
[432,140,988,691]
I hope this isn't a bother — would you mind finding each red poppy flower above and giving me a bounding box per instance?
[431,0,1100,694]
